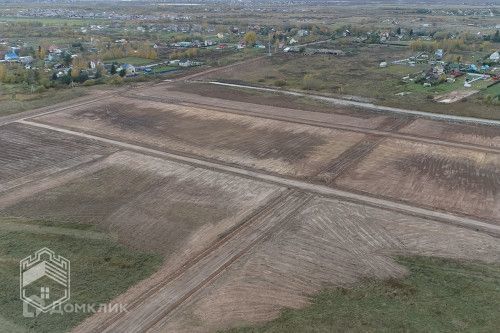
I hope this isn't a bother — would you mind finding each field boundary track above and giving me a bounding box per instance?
[123,92,500,155]
[119,192,312,333]
[203,81,500,126]
[314,135,385,182]
[16,119,500,237]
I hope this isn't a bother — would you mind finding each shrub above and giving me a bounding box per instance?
[274,79,287,87]
[107,76,124,85]
[301,74,322,90]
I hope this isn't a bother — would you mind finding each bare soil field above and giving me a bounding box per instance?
[132,83,498,152]
[0,151,283,259]
[0,122,117,193]
[145,196,500,333]
[0,81,499,333]
[139,83,392,130]
[334,138,500,222]
[31,97,366,178]
[399,118,500,149]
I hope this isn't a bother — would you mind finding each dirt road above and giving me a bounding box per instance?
[204,81,500,126]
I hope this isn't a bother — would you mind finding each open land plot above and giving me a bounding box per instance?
[31,97,367,178]
[27,94,500,223]
[195,46,423,101]
[334,138,500,222]
[0,122,118,193]
[0,150,283,261]
[145,195,500,333]
[137,83,498,149]
[399,118,500,149]
[193,45,500,120]
[136,82,397,130]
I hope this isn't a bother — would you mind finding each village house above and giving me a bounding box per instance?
[435,49,444,60]
[490,51,499,63]
[296,29,309,37]
[118,64,136,75]
[4,48,19,61]
[179,59,193,67]
[48,45,62,54]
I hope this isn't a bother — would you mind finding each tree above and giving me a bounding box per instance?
[63,53,72,66]
[110,64,117,75]
[0,64,6,82]
[119,68,126,77]
[301,74,321,91]
[494,30,500,43]
[185,48,198,58]
[71,67,80,80]
[244,31,257,46]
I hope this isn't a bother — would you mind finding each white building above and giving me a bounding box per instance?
[490,51,499,62]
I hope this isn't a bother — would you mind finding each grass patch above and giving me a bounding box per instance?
[0,86,89,116]
[0,218,162,333]
[150,65,177,74]
[209,44,500,119]
[224,256,500,333]
[483,82,500,96]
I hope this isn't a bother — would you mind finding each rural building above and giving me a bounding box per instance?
[119,64,136,75]
[48,45,62,54]
[435,49,444,60]
[4,48,19,61]
[179,59,193,67]
[490,51,499,62]
[296,29,309,37]
[19,56,33,65]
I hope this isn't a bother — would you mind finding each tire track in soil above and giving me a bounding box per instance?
[74,189,305,333]
[140,192,313,333]
[376,116,416,132]
[314,135,384,183]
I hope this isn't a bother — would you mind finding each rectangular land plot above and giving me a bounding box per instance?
[0,122,117,192]
[0,151,284,260]
[32,97,366,178]
[139,83,392,130]
[399,118,500,149]
[334,138,500,222]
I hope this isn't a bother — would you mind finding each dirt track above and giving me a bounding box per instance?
[1,80,499,333]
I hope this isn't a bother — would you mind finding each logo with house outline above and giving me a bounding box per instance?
[20,248,70,313]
